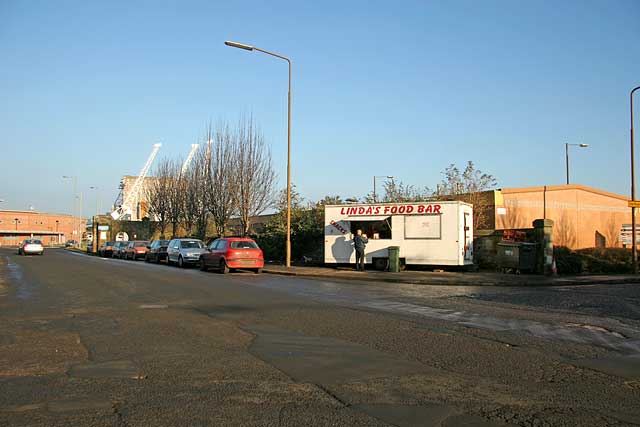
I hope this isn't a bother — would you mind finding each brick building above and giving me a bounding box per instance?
[482,184,629,249]
[0,210,86,247]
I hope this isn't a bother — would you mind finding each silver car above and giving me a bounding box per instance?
[167,238,207,268]
[18,239,44,255]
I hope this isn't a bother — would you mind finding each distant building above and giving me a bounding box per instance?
[116,175,160,221]
[0,210,87,246]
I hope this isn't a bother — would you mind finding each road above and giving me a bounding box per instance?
[1,248,640,427]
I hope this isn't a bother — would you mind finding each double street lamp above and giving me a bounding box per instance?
[225,40,293,268]
[565,143,589,185]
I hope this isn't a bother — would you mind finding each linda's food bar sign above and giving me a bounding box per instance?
[339,204,442,216]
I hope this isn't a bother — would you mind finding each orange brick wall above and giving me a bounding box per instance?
[495,185,629,249]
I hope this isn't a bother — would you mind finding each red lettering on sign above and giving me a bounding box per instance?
[406,206,414,214]
[365,207,373,215]
[433,204,441,214]
[374,206,380,214]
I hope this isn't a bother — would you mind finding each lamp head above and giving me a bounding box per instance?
[225,41,254,51]
[579,144,589,148]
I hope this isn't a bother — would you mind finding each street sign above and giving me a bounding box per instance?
[97,225,109,231]
[629,200,640,208]
[620,224,640,245]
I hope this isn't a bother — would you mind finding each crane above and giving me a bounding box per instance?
[181,143,200,175]
[111,143,162,220]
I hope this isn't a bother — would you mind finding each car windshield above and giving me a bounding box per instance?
[107,241,115,245]
[158,240,169,246]
[181,241,204,249]
[134,242,147,247]
[230,241,259,249]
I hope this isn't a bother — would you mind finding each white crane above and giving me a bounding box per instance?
[111,143,162,220]
[181,143,200,175]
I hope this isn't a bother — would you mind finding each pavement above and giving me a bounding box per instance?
[262,264,640,286]
[2,247,640,426]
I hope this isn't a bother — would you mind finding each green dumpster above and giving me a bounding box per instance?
[388,246,400,272]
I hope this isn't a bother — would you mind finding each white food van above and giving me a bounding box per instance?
[324,201,473,267]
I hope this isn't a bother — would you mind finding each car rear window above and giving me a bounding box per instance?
[134,242,147,247]
[181,241,204,249]
[32,240,42,244]
[230,241,259,249]
[158,240,169,245]
[107,241,115,245]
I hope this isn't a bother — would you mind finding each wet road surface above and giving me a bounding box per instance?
[1,248,640,426]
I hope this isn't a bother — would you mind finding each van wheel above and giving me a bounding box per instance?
[219,260,229,274]
[199,258,208,271]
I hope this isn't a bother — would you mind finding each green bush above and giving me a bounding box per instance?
[554,246,633,275]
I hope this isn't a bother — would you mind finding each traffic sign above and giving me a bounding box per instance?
[629,200,640,208]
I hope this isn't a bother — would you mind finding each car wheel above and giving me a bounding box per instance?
[220,260,229,274]
[199,258,208,271]
[178,256,184,268]
[253,268,262,274]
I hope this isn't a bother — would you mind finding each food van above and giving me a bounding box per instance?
[324,201,473,267]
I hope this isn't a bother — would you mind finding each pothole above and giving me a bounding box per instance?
[245,325,427,385]
[67,360,144,379]
[139,304,168,309]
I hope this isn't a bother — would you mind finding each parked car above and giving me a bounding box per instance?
[18,239,44,256]
[112,241,129,259]
[199,237,264,274]
[99,241,116,257]
[65,240,77,248]
[124,241,149,260]
[145,239,170,263]
[167,238,207,268]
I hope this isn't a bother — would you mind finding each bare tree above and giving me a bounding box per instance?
[208,123,237,237]
[146,158,174,238]
[435,161,497,229]
[233,117,276,236]
[165,158,184,238]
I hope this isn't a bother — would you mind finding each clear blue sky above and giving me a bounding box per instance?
[1,0,639,216]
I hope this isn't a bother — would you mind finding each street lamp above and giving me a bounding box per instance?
[89,186,100,216]
[225,40,293,268]
[62,176,78,240]
[565,143,589,185]
[13,218,19,231]
[630,86,640,274]
[373,175,395,203]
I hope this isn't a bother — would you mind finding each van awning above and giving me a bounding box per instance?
[344,216,391,221]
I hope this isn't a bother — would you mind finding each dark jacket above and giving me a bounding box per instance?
[353,234,368,250]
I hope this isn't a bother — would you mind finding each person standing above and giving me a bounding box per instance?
[353,229,368,271]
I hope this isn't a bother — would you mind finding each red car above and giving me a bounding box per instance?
[199,237,264,274]
[124,241,150,260]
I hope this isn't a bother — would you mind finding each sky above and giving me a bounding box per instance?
[1,0,639,217]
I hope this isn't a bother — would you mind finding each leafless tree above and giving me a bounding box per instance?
[435,161,497,230]
[208,123,237,237]
[165,158,184,238]
[146,158,174,238]
[232,117,276,236]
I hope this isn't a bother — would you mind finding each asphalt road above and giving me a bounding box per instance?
[1,248,640,427]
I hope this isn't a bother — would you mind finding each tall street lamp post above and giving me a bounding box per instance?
[565,143,589,185]
[630,86,640,274]
[225,40,293,268]
[62,176,78,239]
[373,175,395,203]
[89,186,100,216]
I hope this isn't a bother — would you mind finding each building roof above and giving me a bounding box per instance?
[500,184,629,202]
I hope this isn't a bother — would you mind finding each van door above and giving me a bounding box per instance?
[463,212,473,262]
